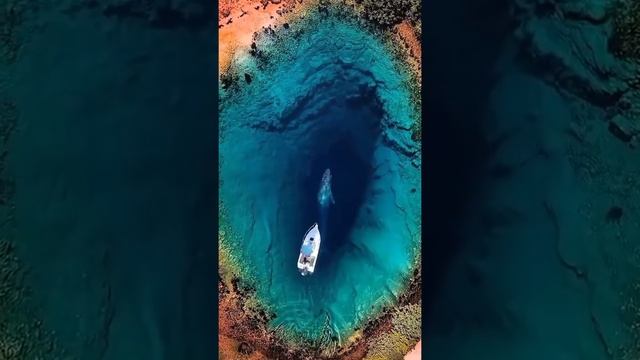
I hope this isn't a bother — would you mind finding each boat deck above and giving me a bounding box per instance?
[297,223,321,275]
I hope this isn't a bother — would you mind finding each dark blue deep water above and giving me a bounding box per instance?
[422,0,638,359]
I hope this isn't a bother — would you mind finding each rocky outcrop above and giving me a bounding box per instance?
[610,0,640,60]
[0,101,63,359]
[513,0,640,147]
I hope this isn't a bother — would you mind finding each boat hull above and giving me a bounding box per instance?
[297,223,321,275]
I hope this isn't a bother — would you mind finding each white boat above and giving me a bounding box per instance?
[297,223,321,276]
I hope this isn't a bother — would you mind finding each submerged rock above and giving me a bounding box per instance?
[606,205,623,222]
[608,114,639,143]
[238,341,254,354]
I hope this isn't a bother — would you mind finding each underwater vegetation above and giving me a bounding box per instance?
[0,241,64,359]
[219,211,281,359]
[0,99,62,359]
[3,0,218,358]
[0,9,61,355]
[611,0,640,61]
[0,0,26,65]
[622,280,640,359]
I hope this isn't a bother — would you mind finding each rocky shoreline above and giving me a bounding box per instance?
[218,250,421,360]
[217,0,422,93]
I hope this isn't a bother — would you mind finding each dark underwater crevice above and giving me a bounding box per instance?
[515,33,626,108]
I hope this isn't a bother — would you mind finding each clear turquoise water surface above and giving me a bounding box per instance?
[220,15,421,344]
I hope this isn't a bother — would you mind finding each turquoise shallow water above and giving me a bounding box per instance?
[220,15,421,344]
